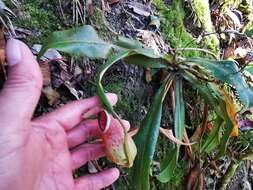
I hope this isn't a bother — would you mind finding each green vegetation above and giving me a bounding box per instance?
[153,0,200,57]
[153,0,219,55]
[191,0,220,53]
[38,24,253,189]
[105,80,136,116]
[2,1,253,189]
[13,0,63,45]
[89,7,113,40]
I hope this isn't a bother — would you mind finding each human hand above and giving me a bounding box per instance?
[0,39,122,190]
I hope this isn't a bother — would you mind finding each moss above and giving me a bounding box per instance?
[153,0,200,58]
[105,81,124,95]
[89,8,112,41]
[105,80,137,117]
[192,0,212,31]
[154,0,219,55]
[191,0,220,54]
[13,0,64,45]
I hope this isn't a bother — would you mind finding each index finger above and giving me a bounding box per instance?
[33,93,118,131]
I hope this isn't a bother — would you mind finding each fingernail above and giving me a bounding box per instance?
[6,39,22,66]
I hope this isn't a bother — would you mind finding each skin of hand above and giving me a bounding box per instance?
[0,39,123,190]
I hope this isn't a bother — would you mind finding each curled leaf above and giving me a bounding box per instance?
[130,75,174,189]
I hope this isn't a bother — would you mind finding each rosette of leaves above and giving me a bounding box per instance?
[38,25,253,190]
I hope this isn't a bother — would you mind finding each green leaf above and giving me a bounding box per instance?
[201,117,223,153]
[38,25,112,60]
[209,84,235,156]
[245,29,253,37]
[96,49,169,114]
[215,99,234,156]
[156,78,184,184]
[246,65,253,75]
[96,51,138,168]
[130,75,174,190]
[183,73,234,155]
[157,147,179,183]
[174,78,185,140]
[183,72,218,108]
[185,58,253,108]
[115,36,143,49]
[124,54,168,69]
[96,51,131,115]
[115,36,164,59]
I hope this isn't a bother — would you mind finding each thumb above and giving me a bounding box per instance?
[0,39,43,125]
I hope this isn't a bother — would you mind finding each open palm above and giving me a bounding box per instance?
[0,39,120,190]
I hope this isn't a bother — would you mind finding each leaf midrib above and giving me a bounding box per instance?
[46,40,109,49]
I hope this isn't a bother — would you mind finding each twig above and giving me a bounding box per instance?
[57,0,68,25]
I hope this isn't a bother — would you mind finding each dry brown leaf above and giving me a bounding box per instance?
[87,161,98,174]
[42,86,60,106]
[223,47,235,59]
[160,128,195,146]
[190,104,208,142]
[128,3,150,17]
[33,44,63,61]
[0,27,5,63]
[186,163,204,190]
[128,128,139,137]
[64,82,82,100]
[39,62,51,86]
[137,30,160,54]
[184,130,193,159]
[107,0,120,5]
[137,29,168,55]
[216,85,238,137]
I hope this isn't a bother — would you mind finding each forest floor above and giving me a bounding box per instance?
[4,0,253,189]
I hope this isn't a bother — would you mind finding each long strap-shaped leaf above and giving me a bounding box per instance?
[130,74,174,190]
[174,78,185,140]
[156,78,185,183]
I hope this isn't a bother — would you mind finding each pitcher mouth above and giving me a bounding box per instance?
[98,110,111,133]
